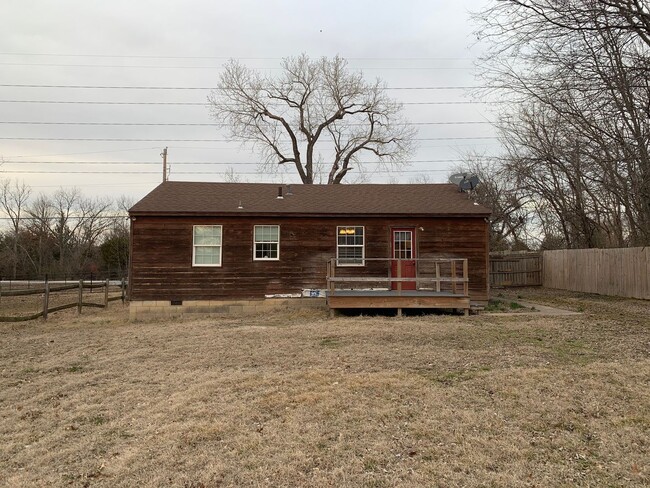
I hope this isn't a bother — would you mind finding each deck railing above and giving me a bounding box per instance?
[326,258,469,296]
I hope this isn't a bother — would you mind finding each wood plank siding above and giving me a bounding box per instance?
[129,215,489,304]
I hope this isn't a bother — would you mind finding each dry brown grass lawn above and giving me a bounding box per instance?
[1,289,649,487]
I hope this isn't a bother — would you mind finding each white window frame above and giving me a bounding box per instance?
[253,225,280,261]
[192,225,222,267]
[336,226,365,267]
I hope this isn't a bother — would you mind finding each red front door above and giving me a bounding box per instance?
[391,228,416,290]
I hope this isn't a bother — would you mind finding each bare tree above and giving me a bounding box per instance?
[475,0,650,247]
[24,194,55,277]
[50,188,84,275]
[0,179,31,278]
[74,196,113,273]
[100,195,133,278]
[453,157,533,250]
[479,1,650,47]
[408,174,433,184]
[223,167,244,183]
[208,55,416,184]
[0,184,134,279]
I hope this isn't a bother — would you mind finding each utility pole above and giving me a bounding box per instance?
[161,146,168,182]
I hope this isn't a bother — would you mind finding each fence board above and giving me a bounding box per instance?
[543,247,650,299]
[489,252,542,287]
[0,311,44,322]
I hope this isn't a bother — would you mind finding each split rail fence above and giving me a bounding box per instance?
[0,279,127,322]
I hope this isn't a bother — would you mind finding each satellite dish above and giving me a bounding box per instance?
[449,172,480,192]
[448,173,467,185]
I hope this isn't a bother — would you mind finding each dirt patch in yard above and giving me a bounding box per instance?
[0,291,648,487]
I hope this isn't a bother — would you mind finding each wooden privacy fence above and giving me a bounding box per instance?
[543,247,650,299]
[0,279,127,322]
[490,252,542,287]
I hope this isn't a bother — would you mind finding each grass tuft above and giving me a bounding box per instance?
[67,364,84,373]
[319,336,342,348]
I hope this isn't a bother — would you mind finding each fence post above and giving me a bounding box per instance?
[43,278,50,320]
[78,280,83,314]
[104,279,109,308]
[121,278,126,305]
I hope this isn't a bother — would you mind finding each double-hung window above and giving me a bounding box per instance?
[254,225,280,260]
[337,226,364,266]
[193,225,222,266]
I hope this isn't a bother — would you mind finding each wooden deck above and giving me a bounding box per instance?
[326,258,470,316]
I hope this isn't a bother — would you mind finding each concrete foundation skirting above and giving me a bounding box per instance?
[129,298,327,320]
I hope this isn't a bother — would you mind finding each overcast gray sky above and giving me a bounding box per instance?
[0,0,496,200]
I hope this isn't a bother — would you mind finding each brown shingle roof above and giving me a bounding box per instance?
[129,182,491,217]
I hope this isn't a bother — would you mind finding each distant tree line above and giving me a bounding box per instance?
[0,179,131,280]
[470,0,650,251]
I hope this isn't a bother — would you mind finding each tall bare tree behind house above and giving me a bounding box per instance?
[208,55,416,184]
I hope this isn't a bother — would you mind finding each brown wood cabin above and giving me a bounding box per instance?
[128,182,491,318]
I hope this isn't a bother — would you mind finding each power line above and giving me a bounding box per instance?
[3,147,160,159]
[168,143,501,150]
[28,181,158,188]
[0,83,478,90]
[0,100,208,105]
[0,215,127,221]
[0,121,492,127]
[3,159,467,165]
[2,144,499,160]
[0,62,474,70]
[0,136,497,142]
[0,53,476,61]
[0,100,486,105]
[2,169,461,175]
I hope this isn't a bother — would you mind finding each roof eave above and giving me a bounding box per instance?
[128,210,491,218]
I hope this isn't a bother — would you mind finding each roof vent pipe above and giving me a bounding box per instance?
[277,186,284,199]
[286,184,293,196]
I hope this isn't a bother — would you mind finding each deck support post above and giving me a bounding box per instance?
[397,308,402,317]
